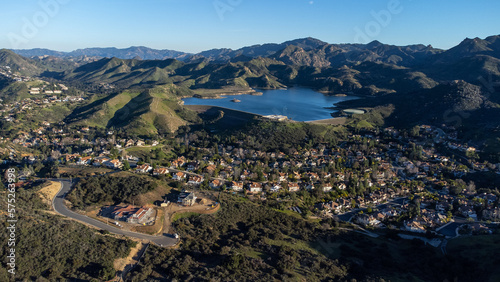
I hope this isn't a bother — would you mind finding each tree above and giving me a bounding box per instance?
[122,160,131,171]
[411,125,420,137]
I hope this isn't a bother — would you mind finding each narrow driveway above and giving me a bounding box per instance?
[52,179,178,247]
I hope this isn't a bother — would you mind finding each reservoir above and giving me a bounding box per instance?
[182,87,358,121]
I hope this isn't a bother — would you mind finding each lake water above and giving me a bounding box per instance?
[182,87,358,121]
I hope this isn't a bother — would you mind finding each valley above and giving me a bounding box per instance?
[1,34,500,281]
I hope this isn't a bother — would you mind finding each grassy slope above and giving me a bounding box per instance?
[81,90,141,127]
[67,84,201,135]
[447,234,500,282]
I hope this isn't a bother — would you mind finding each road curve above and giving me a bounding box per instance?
[52,179,178,247]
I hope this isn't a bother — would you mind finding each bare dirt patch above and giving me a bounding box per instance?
[114,240,143,272]
[37,181,61,207]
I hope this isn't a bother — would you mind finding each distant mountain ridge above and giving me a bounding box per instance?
[11,38,327,62]
[14,46,189,61]
[4,35,500,88]
[10,36,441,66]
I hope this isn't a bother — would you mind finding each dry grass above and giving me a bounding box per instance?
[113,241,143,271]
[132,185,170,207]
[37,181,62,207]
[58,166,113,177]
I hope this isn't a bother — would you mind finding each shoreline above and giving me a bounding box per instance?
[191,89,265,99]
[185,104,348,124]
[186,86,369,101]
[184,104,263,117]
[183,86,364,123]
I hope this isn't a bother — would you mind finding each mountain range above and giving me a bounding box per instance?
[12,37,443,66]
[1,35,499,141]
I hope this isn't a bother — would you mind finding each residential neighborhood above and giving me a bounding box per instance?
[6,120,498,240]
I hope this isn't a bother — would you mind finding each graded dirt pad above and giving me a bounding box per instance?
[38,181,62,207]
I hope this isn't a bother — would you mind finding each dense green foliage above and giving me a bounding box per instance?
[0,181,132,281]
[67,175,157,208]
[232,121,346,152]
[129,195,349,281]
[128,195,482,281]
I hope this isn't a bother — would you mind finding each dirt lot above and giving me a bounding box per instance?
[37,181,62,207]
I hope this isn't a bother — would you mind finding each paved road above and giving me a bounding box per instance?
[52,179,178,247]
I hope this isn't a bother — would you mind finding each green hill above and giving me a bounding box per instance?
[0,49,42,76]
[64,84,201,135]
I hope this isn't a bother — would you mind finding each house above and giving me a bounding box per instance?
[177,192,197,206]
[127,206,153,224]
[405,220,427,233]
[92,157,110,167]
[482,207,500,221]
[270,183,281,193]
[105,159,122,169]
[77,156,93,165]
[337,183,347,190]
[436,202,452,213]
[205,165,217,174]
[173,172,186,181]
[459,205,477,220]
[288,182,300,192]
[240,170,251,180]
[186,162,199,171]
[125,140,135,147]
[231,181,244,191]
[356,214,381,226]
[209,179,223,189]
[278,172,288,182]
[136,163,153,173]
[306,172,319,180]
[112,205,153,224]
[322,184,333,192]
[170,158,185,168]
[153,167,169,175]
[188,175,203,185]
[248,182,262,193]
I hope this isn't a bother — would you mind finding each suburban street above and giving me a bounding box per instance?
[52,179,178,247]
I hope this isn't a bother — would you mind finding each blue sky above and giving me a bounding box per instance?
[1,0,499,52]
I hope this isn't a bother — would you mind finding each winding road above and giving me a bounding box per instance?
[52,179,178,247]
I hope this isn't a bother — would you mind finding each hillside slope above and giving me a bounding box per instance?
[64,85,200,135]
